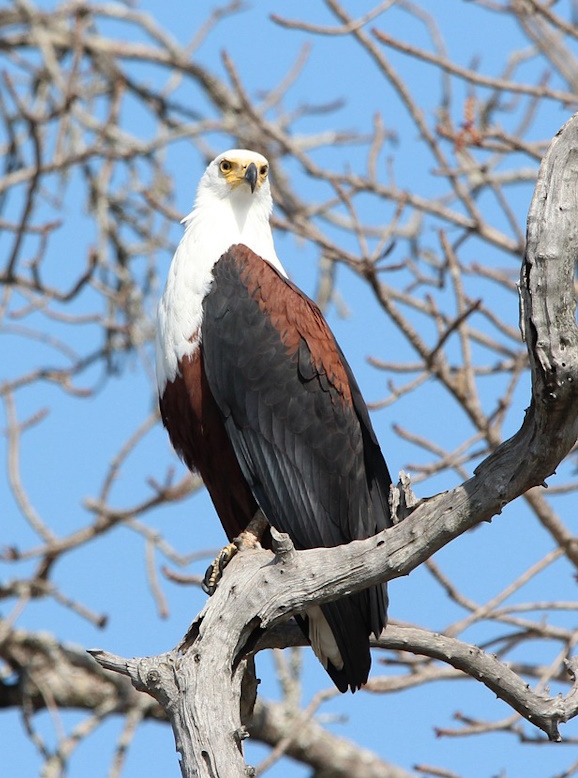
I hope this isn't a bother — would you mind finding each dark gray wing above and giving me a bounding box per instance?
[202,244,392,691]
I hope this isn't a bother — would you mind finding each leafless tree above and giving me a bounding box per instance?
[1,2,578,777]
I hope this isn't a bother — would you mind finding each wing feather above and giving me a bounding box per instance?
[202,244,391,690]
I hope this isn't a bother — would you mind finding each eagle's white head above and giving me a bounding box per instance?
[196,149,271,202]
[180,149,283,273]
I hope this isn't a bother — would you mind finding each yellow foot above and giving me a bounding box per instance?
[202,512,268,595]
[202,542,237,595]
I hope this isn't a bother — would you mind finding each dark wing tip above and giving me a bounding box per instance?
[325,661,365,694]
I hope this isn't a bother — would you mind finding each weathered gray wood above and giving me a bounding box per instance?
[91,113,578,775]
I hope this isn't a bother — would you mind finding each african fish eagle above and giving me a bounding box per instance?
[156,149,392,692]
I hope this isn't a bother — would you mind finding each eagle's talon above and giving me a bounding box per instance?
[201,566,216,595]
[202,542,238,595]
[219,544,236,572]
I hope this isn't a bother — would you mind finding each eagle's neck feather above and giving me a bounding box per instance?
[155,187,286,394]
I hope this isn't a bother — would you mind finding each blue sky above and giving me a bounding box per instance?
[2,2,578,776]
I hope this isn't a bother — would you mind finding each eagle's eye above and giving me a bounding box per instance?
[259,165,269,178]
[219,159,232,173]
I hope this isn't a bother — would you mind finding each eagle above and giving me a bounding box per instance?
[156,149,392,692]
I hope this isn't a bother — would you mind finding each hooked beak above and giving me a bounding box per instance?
[244,162,258,193]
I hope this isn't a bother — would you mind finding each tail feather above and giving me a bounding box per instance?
[296,582,387,693]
